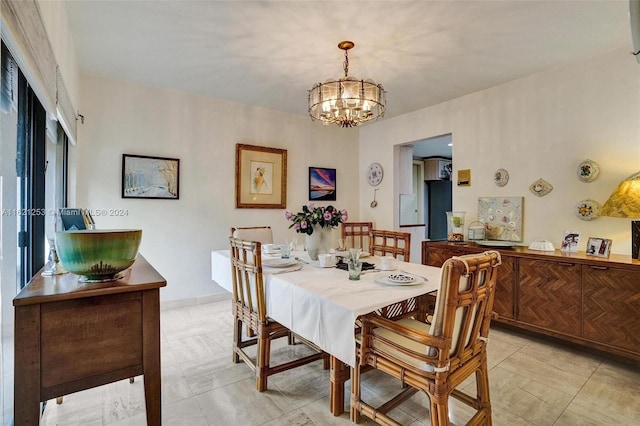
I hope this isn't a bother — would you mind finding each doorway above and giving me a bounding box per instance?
[411,134,453,240]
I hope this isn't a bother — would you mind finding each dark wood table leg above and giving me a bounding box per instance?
[142,290,161,426]
[329,356,350,416]
[14,304,42,425]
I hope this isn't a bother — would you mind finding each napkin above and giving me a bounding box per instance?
[335,260,376,271]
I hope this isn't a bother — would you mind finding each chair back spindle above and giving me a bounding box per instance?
[229,238,265,321]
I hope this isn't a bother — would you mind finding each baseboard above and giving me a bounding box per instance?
[160,292,231,310]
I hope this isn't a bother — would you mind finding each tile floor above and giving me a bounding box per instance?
[38,299,640,426]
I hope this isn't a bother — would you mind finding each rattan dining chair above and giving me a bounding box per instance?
[230,226,273,244]
[351,250,502,425]
[341,222,373,250]
[229,237,326,391]
[369,229,411,262]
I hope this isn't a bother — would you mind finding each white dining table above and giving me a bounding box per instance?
[210,249,441,414]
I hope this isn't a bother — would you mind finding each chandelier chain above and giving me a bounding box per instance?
[343,49,349,78]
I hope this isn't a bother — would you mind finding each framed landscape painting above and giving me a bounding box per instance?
[309,167,336,201]
[235,144,287,208]
[122,154,180,199]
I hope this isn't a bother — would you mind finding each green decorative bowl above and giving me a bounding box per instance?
[55,229,142,282]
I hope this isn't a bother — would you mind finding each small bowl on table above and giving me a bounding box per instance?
[55,229,142,282]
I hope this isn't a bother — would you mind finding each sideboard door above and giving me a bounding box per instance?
[518,258,581,336]
[583,265,640,354]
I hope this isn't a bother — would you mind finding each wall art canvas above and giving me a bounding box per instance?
[309,167,336,201]
[122,154,179,199]
[477,196,524,241]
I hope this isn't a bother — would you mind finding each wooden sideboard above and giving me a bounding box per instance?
[13,255,166,425]
[422,241,640,364]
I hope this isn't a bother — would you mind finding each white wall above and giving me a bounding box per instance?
[360,47,640,255]
[76,75,360,301]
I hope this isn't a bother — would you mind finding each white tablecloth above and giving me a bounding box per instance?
[211,250,441,366]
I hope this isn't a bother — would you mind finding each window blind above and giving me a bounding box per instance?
[1,42,17,113]
[1,0,78,144]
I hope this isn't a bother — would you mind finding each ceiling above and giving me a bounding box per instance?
[64,1,633,122]
[412,135,452,159]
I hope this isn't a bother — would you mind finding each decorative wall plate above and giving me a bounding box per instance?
[575,199,601,221]
[529,178,553,197]
[577,159,600,183]
[366,162,384,186]
[494,168,509,187]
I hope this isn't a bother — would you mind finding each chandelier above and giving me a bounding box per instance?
[308,41,385,128]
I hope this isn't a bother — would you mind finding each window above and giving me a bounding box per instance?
[2,27,71,422]
[16,64,47,288]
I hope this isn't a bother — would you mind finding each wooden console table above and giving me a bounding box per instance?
[13,255,166,425]
[422,241,640,364]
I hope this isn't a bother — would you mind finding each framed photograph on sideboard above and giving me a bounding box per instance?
[560,231,580,252]
[586,237,612,258]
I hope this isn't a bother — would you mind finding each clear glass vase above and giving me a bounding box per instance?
[446,211,466,242]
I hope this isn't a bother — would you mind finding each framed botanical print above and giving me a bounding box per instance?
[235,144,287,209]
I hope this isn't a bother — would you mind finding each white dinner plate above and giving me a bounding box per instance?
[359,252,371,258]
[387,273,415,284]
[475,240,515,248]
[263,258,298,268]
[373,272,426,286]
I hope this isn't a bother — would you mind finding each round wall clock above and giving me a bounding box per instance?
[367,163,384,186]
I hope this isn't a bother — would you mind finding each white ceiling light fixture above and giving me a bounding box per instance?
[308,41,385,128]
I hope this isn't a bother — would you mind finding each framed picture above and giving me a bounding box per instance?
[477,196,523,241]
[586,237,612,258]
[59,208,86,230]
[560,231,580,252]
[235,144,287,209]
[309,167,336,201]
[438,159,452,180]
[122,154,179,199]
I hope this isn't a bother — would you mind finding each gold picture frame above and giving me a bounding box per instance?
[235,144,287,209]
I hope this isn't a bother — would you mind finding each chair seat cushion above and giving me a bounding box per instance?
[371,318,436,372]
